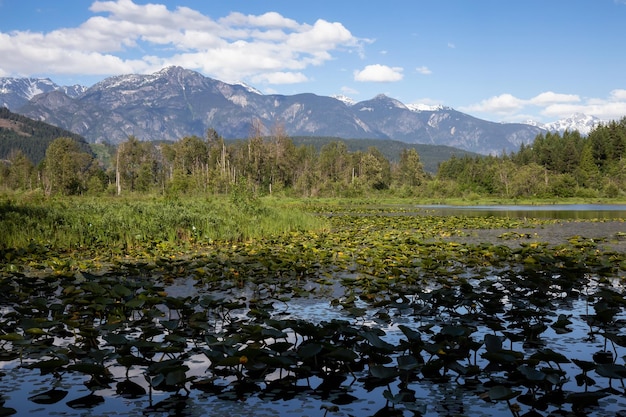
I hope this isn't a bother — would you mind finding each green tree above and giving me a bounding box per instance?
[576,142,600,188]
[115,136,159,194]
[43,137,93,195]
[396,148,426,187]
[4,150,35,190]
[318,141,349,187]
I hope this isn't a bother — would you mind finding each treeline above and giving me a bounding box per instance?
[0,121,427,197]
[1,117,625,199]
[438,118,626,198]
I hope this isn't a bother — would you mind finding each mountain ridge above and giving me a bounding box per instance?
[0,66,601,154]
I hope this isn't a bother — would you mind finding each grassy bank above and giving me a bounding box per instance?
[0,194,326,258]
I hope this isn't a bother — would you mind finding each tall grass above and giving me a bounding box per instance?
[0,194,326,256]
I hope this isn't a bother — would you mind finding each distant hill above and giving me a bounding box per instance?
[0,107,476,173]
[0,107,90,164]
[288,136,477,173]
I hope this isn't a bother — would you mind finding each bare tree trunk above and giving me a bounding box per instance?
[116,146,121,196]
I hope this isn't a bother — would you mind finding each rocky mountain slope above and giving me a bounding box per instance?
[2,67,549,154]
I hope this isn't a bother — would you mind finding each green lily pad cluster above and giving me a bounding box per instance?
[1,206,625,416]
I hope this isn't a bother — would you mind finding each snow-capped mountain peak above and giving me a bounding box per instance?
[0,77,86,110]
[528,113,602,135]
[332,95,356,106]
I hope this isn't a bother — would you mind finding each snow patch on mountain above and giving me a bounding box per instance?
[526,113,602,135]
[407,103,447,112]
[234,81,262,95]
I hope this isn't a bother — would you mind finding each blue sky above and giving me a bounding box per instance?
[1,0,625,123]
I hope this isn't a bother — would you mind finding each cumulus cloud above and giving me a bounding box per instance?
[0,0,362,84]
[462,93,525,114]
[415,66,432,75]
[529,91,580,105]
[251,71,308,84]
[354,64,403,82]
[462,90,626,122]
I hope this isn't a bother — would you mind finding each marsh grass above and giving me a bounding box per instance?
[0,194,326,256]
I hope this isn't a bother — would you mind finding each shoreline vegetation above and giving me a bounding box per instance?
[1,192,624,268]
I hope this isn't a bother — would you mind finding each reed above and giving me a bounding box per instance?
[0,194,326,255]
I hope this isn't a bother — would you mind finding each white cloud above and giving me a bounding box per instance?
[354,64,403,82]
[415,66,432,75]
[251,71,308,84]
[461,93,525,114]
[609,89,626,100]
[462,90,626,122]
[0,0,363,85]
[529,91,580,105]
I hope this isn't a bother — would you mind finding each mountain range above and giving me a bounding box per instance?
[0,66,601,155]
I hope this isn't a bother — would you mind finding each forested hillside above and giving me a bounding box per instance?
[0,114,625,199]
[0,107,89,164]
[437,118,626,198]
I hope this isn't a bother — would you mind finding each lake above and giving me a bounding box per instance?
[415,204,626,219]
[1,205,625,417]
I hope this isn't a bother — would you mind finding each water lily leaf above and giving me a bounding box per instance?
[0,405,16,416]
[0,333,24,342]
[26,357,69,373]
[298,342,324,359]
[67,363,109,377]
[66,393,104,409]
[112,284,132,298]
[103,333,129,346]
[566,390,609,406]
[262,328,288,339]
[575,373,596,386]
[25,328,46,336]
[116,379,146,398]
[165,369,188,387]
[488,385,520,401]
[484,334,504,353]
[441,325,469,337]
[362,330,395,351]
[217,356,245,367]
[595,363,626,379]
[125,298,145,309]
[28,388,68,404]
[383,389,411,404]
[370,365,398,380]
[517,365,546,381]
[592,350,613,364]
[160,320,180,331]
[572,358,596,372]
[530,348,570,364]
[396,355,419,371]
[326,347,358,362]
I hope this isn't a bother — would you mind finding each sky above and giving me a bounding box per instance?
[1,0,625,124]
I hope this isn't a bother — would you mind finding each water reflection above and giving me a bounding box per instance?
[2,272,626,417]
[416,204,626,219]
